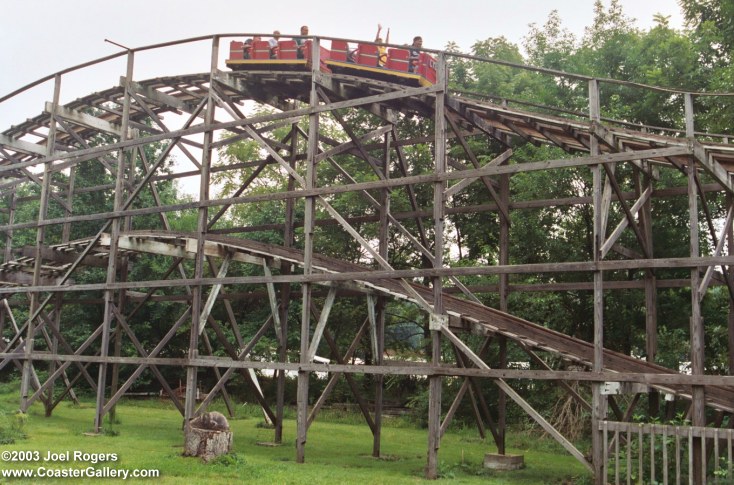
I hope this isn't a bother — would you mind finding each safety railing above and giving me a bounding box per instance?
[601,420,734,484]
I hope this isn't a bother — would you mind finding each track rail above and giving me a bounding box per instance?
[70,229,733,414]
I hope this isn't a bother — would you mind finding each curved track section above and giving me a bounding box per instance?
[90,229,734,415]
[2,36,734,479]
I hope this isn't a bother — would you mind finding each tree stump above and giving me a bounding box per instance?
[183,412,233,462]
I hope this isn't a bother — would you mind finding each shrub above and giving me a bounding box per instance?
[0,410,27,444]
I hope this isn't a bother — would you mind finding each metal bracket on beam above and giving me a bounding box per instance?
[601,381,651,395]
[429,313,448,331]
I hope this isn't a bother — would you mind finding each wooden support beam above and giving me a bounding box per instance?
[46,102,123,136]
[443,146,512,216]
[307,318,369,428]
[307,287,337,362]
[691,140,734,195]
[22,73,61,417]
[19,246,110,269]
[521,344,592,412]
[601,164,651,259]
[197,252,232,335]
[426,53,447,480]
[589,79,607,485]
[600,185,652,259]
[23,320,107,409]
[0,134,50,156]
[0,269,66,286]
[185,38,219,428]
[699,204,734,297]
[316,88,388,181]
[196,314,274,413]
[441,326,592,471]
[103,304,185,415]
[316,125,393,162]
[441,338,499,443]
[297,39,320,465]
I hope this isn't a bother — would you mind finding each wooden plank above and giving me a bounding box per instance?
[441,326,593,471]
[307,287,337,362]
[116,234,266,265]
[444,149,512,199]
[589,79,606,485]
[521,345,592,412]
[12,350,734,388]
[315,195,434,313]
[316,125,393,162]
[0,134,48,156]
[197,252,231,335]
[297,43,320,464]
[13,251,734,295]
[699,204,734,296]
[0,269,66,286]
[125,78,200,115]
[367,295,378,359]
[691,140,734,194]
[263,261,282,341]
[196,314,274,411]
[601,163,651,258]
[47,102,123,136]
[601,185,652,258]
[307,318,369,428]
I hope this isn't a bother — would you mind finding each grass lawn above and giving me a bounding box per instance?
[0,384,591,484]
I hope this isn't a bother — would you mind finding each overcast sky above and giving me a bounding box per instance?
[0,0,685,131]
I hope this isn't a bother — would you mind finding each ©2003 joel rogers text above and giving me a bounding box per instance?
[1,450,160,480]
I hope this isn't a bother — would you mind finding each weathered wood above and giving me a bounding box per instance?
[8,37,734,485]
[184,413,233,462]
[14,348,734,388]
[0,134,51,156]
[92,53,134,432]
[275,124,298,444]
[441,326,592,472]
[589,79,607,485]
[47,102,123,136]
[601,164,651,258]
[197,252,231,335]
[0,152,699,235]
[307,318,369,427]
[521,345,592,412]
[600,185,652,258]
[441,339,498,444]
[297,40,320,465]
[103,304,184,415]
[307,287,337,362]
[698,194,734,294]
[196,314,274,413]
[685,92,706,481]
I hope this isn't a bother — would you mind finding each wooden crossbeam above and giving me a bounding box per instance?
[47,102,123,137]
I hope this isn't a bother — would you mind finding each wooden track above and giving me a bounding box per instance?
[3,70,734,179]
[2,68,734,411]
[3,40,734,477]
[62,229,734,415]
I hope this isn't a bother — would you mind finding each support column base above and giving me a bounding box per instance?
[483,453,524,471]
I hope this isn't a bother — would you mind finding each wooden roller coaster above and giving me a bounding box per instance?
[2,33,734,482]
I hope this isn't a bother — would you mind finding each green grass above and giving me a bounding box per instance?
[0,385,591,484]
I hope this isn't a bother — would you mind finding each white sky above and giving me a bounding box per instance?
[0,0,685,131]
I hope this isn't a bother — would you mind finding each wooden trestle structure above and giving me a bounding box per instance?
[2,34,734,482]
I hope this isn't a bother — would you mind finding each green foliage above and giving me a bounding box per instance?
[0,410,27,444]
[211,452,247,468]
[0,381,26,444]
[611,413,694,483]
